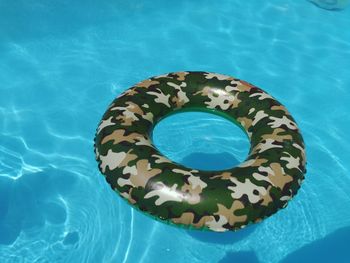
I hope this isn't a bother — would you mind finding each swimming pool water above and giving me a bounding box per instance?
[152,111,250,171]
[0,0,350,262]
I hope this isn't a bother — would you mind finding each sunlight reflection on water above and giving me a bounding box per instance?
[0,0,350,262]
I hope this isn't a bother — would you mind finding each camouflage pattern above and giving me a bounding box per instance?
[94,72,307,232]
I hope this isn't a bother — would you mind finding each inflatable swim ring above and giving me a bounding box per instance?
[94,71,306,232]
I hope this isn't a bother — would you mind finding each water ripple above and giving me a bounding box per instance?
[1,0,350,262]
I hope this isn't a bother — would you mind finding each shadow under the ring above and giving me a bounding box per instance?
[185,224,257,245]
[280,226,350,263]
[180,151,241,171]
[219,250,260,263]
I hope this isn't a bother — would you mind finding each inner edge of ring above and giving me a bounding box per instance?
[148,107,252,172]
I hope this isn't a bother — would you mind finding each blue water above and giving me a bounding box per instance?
[1,1,350,262]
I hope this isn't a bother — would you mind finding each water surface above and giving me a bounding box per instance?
[0,1,350,262]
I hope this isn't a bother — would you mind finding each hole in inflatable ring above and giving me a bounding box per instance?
[151,110,250,171]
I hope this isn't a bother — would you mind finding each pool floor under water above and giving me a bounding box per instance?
[0,0,350,262]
